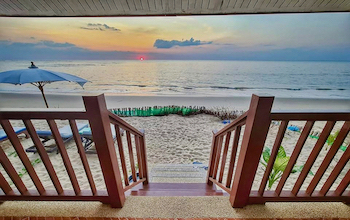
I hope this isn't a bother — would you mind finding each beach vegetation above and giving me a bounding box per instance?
[260,146,312,190]
[327,130,339,146]
[110,105,243,120]
[111,106,204,117]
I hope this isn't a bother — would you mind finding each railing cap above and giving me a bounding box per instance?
[0,108,86,112]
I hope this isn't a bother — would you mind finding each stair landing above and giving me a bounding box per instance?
[125,183,227,196]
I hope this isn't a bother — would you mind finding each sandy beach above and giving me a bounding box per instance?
[0,92,349,193]
[1,92,350,111]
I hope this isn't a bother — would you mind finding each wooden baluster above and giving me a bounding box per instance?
[218,131,231,183]
[259,120,288,196]
[69,120,97,195]
[275,121,314,195]
[212,135,224,179]
[140,135,149,185]
[83,94,125,208]
[47,119,81,195]
[230,95,274,208]
[320,144,350,196]
[334,167,350,196]
[115,124,129,186]
[0,147,27,194]
[1,120,45,195]
[292,121,336,195]
[135,135,144,179]
[306,121,350,195]
[23,119,63,194]
[126,131,137,182]
[0,171,14,195]
[226,126,241,188]
[207,134,218,184]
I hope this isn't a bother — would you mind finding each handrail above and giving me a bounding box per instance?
[271,112,350,121]
[207,94,350,208]
[108,110,149,190]
[0,111,88,120]
[214,111,248,137]
[108,111,144,136]
[0,94,146,208]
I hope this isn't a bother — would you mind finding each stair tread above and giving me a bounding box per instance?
[151,173,205,177]
[134,183,217,189]
[128,190,225,196]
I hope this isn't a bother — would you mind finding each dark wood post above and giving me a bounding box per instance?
[83,94,125,208]
[229,95,274,207]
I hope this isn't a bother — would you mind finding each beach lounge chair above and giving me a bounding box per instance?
[25,123,88,153]
[79,125,124,153]
[0,127,29,142]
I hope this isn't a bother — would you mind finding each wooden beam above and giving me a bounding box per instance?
[23,119,63,194]
[230,95,274,207]
[83,94,125,208]
[275,120,314,195]
[69,120,97,195]
[1,119,45,195]
[291,121,335,195]
[226,126,241,188]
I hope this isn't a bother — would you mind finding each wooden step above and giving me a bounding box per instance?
[128,190,225,196]
[125,183,228,196]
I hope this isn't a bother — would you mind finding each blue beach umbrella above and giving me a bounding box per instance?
[0,62,88,108]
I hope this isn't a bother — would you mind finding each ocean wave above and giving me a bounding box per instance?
[129,84,147,87]
[316,88,332,90]
[286,88,302,91]
[210,86,249,90]
[208,86,348,91]
[48,63,97,67]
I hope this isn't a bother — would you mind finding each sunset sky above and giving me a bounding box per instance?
[0,12,349,61]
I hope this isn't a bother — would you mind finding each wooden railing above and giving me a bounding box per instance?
[0,94,148,208]
[108,111,148,190]
[206,111,247,191]
[207,94,350,207]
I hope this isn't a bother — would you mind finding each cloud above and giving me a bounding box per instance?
[132,27,159,34]
[153,38,212,49]
[0,40,349,61]
[0,40,133,60]
[40,41,75,48]
[80,23,121,32]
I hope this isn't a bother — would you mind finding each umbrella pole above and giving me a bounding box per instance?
[38,84,49,108]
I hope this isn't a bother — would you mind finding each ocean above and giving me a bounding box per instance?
[0,60,349,99]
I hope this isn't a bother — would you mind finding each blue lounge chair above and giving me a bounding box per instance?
[26,123,88,153]
[0,127,28,142]
[79,125,123,152]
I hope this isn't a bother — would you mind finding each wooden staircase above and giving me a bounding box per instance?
[125,183,226,196]
[125,164,226,196]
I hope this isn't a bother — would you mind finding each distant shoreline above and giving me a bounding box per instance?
[1,92,349,111]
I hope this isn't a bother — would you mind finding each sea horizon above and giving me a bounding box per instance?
[0,60,349,99]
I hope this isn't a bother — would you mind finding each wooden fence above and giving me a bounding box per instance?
[207,94,350,207]
[0,94,148,208]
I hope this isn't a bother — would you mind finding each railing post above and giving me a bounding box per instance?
[206,132,218,185]
[83,94,125,208]
[140,135,149,185]
[229,94,274,208]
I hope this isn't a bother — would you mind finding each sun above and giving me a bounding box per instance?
[140,57,144,61]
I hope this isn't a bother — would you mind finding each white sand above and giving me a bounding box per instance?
[1,92,350,111]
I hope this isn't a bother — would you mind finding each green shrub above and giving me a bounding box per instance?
[260,146,313,190]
